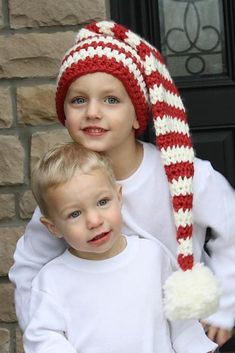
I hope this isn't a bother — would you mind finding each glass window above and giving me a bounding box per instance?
[158,0,226,77]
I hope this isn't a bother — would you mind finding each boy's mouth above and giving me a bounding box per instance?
[88,231,111,244]
[83,127,108,135]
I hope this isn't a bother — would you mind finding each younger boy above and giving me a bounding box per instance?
[24,142,217,353]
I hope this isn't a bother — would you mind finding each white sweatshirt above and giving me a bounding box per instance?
[23,236,217,353]
[9,142,235,330]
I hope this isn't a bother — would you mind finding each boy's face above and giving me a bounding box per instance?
[63,72,140,157]
[41,169,124,260]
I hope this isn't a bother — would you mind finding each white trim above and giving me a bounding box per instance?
[76,28,95,41]
[97,21,115,36]
[174,209,193,228]
[125,30,141,48]
[170,176,193,196]
[160,146,194,165]
[154,116,190,136]
[149,84,185,110]
[177,237,193,256]
[144,52,172,82]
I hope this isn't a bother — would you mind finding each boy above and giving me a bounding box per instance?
[9,21,235,346]
[24,141,217,353]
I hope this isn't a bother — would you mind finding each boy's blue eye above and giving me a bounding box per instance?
[97,198,109,207]
[105,96,119,104]
[69,210,81,218]
[71,97,86,104]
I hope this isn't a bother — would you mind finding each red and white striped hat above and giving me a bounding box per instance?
[56,21,219,320]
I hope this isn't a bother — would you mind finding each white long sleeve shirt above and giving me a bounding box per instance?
[23,236,217,353]
[9,142,235,330]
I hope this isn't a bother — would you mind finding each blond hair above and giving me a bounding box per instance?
[31,142,116,216]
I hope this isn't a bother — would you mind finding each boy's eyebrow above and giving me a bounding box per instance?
[54,202,82,217]
[55,187,115,214]
[67,86,124,96]
[99,89,122,96]
[66,87,84,96]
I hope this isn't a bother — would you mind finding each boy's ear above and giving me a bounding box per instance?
[133,118,140,130]
[40,216,62,238]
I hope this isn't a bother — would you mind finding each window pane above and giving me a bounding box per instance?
[158,0,226,77]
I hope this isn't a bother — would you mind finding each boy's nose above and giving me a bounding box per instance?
[86,100,102,120]
[86,210,103,229]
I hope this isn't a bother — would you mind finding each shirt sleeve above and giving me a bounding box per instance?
[170,319,218,353]
[23,287,76,353]
[194,159,235,329]
[8,207,67,331]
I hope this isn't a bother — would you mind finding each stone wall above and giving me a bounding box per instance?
[0,1,108,352]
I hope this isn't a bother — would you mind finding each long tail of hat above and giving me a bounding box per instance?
[79,21,220,320]
[81,21,194,272]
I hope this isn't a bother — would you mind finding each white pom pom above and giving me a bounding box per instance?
[163,263,220,320]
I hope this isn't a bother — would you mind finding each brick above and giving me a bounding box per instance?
[0,1,3,29]
[0,328,10,353]
[19,190,37,219]
[9,0,106,28]
[0,282,17,322]
[0,194,15,220]
[0,32,76,78]
[31,129,72,172]
[0,226,25,276]
[0,136,24,185]
[0,87,13,128]
[17,84,57,125]
[16,327,24,353]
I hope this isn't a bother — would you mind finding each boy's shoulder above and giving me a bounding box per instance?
[141,141,161,160]
[194,157,222,194]
[32,250,68,290]
[194,157,214,177]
